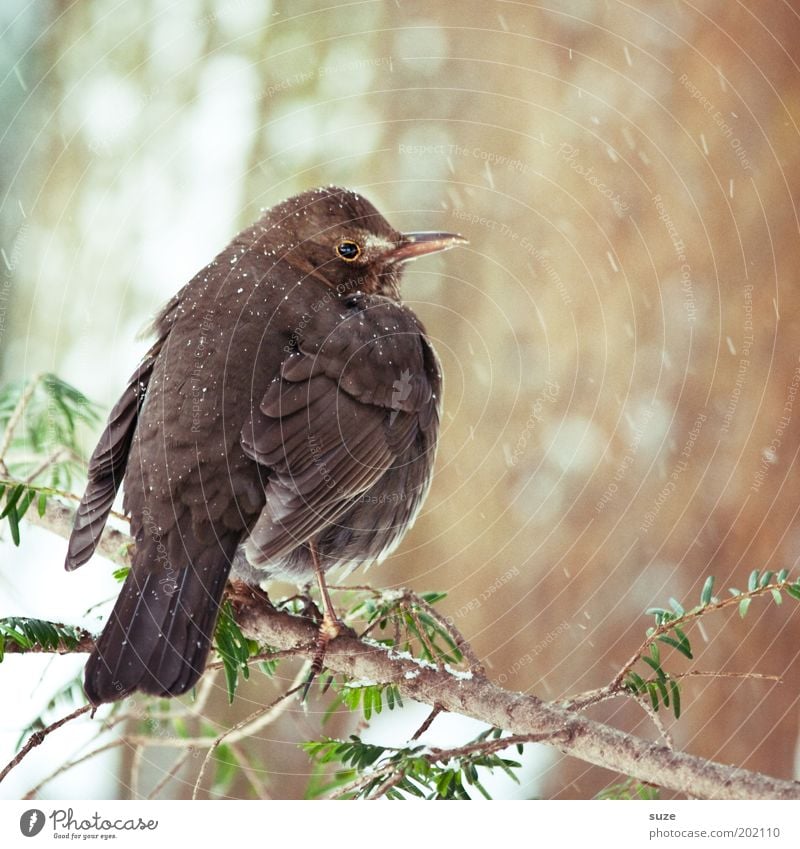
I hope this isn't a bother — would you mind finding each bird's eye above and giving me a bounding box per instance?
[336,240,361,261]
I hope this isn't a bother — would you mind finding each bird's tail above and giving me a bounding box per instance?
[84,541,234,705]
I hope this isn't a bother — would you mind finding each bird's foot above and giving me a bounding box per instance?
[226,580,275,612]
[301,612,355,701]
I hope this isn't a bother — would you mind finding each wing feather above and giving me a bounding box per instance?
[65,343,162,571]
[240,295,439,569]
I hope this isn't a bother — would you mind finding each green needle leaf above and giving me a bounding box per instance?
[668,598,685,616]
[670,679,681,719]
[646,682,660,711]
[700,576,714,606]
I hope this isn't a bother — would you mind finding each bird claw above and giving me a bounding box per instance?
[301,613,355,701]
[226,580,275,611]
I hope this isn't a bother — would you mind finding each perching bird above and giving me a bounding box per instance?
[65,186,466,705]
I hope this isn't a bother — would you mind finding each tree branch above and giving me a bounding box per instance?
[6,497,800,800]
[231,594,799,800]
[24,496,132,568]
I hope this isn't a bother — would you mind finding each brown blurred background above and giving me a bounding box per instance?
[1,0,799,798]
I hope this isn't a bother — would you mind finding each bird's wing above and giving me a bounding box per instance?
[64,342,163,571]
[241,296,439,566]
[65,289,184,572]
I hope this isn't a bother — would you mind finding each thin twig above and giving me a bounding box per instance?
[367,770,406,799]
[229,742,272,800]
[23,494,132,566]
[23,739,126,799]
[410,703,444,740]
[190,666,220,714]
[192,665,309,799]
[0,475,130,523]
[344,585,484,674]
[0,704,91,785]
[562,669,782,713]
[130,744,144,797]
[559,586,794,715]
[330,763,394,799]
[0,372,43,472]
[23,449,67,483]
[146,750,192,799]
[206,646,304,671]
[677,670,782,683]
[405,601,443,670]
[332,730,569,800]
[631,696,674,749]
[559,685,624,712]
[609,582,793,692]
[413,591,485,675]
[98,671,220,736]
[427,730,571,762]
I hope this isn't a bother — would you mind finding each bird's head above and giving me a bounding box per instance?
[256,186,467,298]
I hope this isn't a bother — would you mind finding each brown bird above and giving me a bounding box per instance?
[65,186,466,705]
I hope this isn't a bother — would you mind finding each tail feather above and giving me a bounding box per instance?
[142,547,231,695]
[84,546,233,705]
[84,570,171,702]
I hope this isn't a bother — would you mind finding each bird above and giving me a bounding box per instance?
[65,185,467,706]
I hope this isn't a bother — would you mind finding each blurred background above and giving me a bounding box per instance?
[1,0,800,799]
